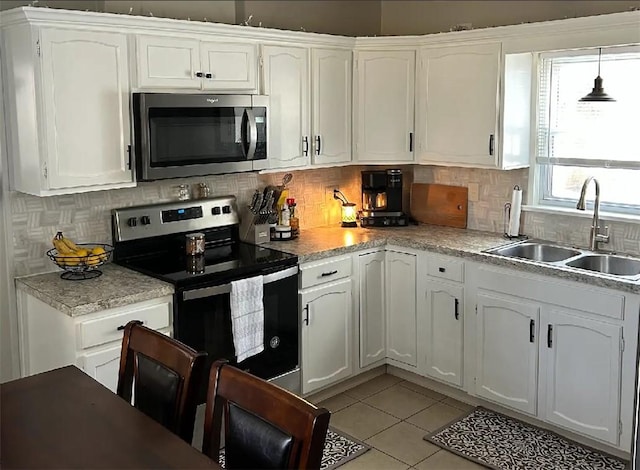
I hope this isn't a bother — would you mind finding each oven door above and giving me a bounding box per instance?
[133,93,267,181]
[175,266,299,397]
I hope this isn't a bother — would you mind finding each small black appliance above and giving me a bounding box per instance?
[360,169,408,227]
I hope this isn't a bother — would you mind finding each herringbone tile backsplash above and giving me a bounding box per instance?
[10,166,640,276]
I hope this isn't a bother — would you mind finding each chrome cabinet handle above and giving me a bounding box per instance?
[321,270,338,277]
[315,135,321,155]
[409,132,414,152]
[303,305,310,325]
[438,267,446,273]
[303,136,309,156]
[205,72,212,79]
[547,324,553,348]
[489,134,495,156]
[195,71,204,78]
[454,298,459,320]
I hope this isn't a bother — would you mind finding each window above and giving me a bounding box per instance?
[535,47,640,215]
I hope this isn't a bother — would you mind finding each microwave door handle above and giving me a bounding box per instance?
[245,109,258,160]
[182,266,298,301]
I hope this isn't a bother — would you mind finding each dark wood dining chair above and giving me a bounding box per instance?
[202,360,331,469]
[117,320,207,443]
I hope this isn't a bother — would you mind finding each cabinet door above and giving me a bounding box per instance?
[418,43,500,166]
[39,29,133,189]
[262,45,310,169]
[80,344,122,393]
[476,291,539,415]
[136,35,201,89]
[540,308,622,444]
[311,48,352,165]
[355,51,415,163]
[359,252,386,368]
[301,279,352,394]
[201,42,257,91]
[386,251,417,367]
[424,280,464,387]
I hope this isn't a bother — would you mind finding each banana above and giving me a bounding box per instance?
[52,232,73,254]
[61,235,81,253]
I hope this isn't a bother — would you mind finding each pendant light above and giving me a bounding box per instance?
[579,48,616,102]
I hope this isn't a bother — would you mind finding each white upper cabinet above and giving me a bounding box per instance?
[3,25,134,196]
[311,48,352,166]
[262,45,310,169]
[136,35,257,91]
[416,42,531,169]
[354,50,415,163]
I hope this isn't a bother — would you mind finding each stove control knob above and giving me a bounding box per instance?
[222,205,231,214]
[212,207,221,215]
[127,217,137,227]
[140,215,151,225]
[383,219,390,226]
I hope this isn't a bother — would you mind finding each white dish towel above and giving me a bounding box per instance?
[230,276,264,362]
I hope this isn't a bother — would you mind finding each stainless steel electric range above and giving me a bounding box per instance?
[111,196,300,399]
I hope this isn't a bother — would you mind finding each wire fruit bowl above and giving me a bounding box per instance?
[46,243,113,280]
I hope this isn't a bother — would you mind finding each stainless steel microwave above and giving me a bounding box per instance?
[132,93,268,181]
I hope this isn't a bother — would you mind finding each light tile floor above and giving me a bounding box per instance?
[314,374,485,470]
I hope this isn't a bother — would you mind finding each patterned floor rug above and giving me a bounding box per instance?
[424,407,628,470]
[218,427,370,470]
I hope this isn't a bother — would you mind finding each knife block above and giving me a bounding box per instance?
[240,208,271,245]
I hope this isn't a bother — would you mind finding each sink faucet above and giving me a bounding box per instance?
[576,177,609,251]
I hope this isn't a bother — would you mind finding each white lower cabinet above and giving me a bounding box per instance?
[540,307,622,444]
[80,345,122,393]
[385,250,417,368]
[475,291,539,415]
[424,280,464,387]
[17,290,172,392]
[470,263,636,449]
[300,278,353,394]
[358,251,386,368]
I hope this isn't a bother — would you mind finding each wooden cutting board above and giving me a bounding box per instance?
[410,183,468,228]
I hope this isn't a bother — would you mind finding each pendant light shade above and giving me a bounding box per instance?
[579,48,616,102]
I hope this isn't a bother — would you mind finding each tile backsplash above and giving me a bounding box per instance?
[10,167,363,276]
[10,165,640,277]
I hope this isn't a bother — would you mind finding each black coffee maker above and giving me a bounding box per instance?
[360,169,408,227]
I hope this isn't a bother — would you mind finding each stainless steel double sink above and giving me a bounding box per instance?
[485,240,640,281]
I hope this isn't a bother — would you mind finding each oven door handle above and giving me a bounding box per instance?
[182,266,298,301]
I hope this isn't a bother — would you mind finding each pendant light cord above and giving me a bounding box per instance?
[598,47,602,76]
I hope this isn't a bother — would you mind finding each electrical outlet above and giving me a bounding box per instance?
[325,186,339,204]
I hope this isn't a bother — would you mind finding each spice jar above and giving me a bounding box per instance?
[185,233,205,256]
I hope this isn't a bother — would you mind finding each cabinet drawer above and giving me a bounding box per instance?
[77,302,171,350]
[427,255,464,283]
[300,256,352,289]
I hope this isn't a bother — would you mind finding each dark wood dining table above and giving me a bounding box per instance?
[1,365,220,469]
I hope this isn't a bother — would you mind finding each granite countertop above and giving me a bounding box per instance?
[16,264,174,317]
[263,225,640,294]
[16,225,639,318]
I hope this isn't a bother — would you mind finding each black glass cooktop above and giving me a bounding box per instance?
[115,241,297,289]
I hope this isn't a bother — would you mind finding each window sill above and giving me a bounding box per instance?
[522,205,640,224]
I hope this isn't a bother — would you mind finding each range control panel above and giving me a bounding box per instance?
[113,196,240,242]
